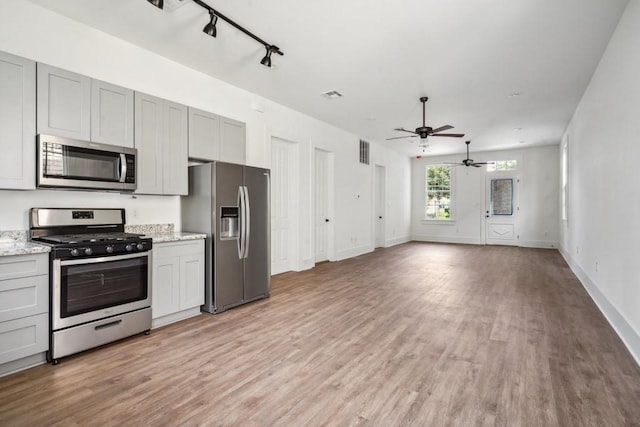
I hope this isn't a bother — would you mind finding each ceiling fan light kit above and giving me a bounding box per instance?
[146,0,284,67]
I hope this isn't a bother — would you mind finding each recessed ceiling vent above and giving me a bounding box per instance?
[163,0,190,13]
[321,90,344,100]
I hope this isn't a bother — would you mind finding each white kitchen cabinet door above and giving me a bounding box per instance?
[0,51,36,190]
[163,100,188,196]
[134,92,164,195]
[179,250,205,310]
[152,256,180,319]
[219,116,246,165]
[91,79,134,147]
[188,107,220,161]
[37,63,91,140]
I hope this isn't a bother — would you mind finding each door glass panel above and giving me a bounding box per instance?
[491,179,513,215]
[60,256,148,317]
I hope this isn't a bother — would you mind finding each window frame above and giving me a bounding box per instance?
[423,164,455,222]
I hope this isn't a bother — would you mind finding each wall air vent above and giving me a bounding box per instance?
[321,90,344,99]
[359,139,370,165]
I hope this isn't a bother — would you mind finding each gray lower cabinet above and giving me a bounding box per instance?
[134,92,188,195]
[0,254,49,369]
[219,116,246,165]
[152,240,205,326]
[0,51,36,190]
[37,63,91,140]
[188,107,220,161]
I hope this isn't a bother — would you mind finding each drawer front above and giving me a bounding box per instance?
[0,254,48,281]
[0,313,49,365]
[154,240,204,258]
[0,275,48,322]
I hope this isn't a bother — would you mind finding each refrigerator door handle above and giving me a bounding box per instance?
[237,186,245,259]
[243,186,250,259]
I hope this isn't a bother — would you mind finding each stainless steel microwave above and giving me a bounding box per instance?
[37,134,137,192]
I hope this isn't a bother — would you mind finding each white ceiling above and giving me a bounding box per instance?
[28,0,629,157]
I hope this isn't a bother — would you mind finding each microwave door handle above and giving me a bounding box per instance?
[118,154,127,183]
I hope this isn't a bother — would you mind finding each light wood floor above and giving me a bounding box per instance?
[1,242,639,426]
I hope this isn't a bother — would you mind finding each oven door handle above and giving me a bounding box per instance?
[59,251,149,266]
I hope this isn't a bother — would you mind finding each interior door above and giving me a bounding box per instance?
[374,165,386,248]
[271,137,298,274]
[315,149,330,262]
[485,174,519,246]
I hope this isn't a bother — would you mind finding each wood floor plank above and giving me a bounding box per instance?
[1,242,639,426]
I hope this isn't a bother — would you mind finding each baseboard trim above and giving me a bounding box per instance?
[335,244,373,261]
[560,247,640,367]
[385,235,411,247]
[411,235,483,245]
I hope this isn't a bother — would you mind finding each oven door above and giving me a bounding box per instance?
[52,252,151,330]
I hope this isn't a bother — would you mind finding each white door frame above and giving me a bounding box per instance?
[483,171,520,246]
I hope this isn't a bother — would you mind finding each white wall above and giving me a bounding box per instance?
[0,1,412,267]
[560,0,640,364]
[411,144,560,247]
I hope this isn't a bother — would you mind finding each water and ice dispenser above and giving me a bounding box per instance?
[220,207,239,240]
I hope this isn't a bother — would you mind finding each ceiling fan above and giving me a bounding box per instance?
[386,96,465,141]
[446,140,493,167]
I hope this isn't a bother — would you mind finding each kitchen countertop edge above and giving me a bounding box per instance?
[144,232,207,244]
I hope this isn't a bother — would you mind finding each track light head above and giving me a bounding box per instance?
[147,0,163,9]
[203,11,218,37]
[260,46,273,68]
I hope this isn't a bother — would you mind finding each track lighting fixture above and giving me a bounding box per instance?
[146,0,284,67]
[260,46,274,68]
[202,11,218,37]
[147,0,163,9]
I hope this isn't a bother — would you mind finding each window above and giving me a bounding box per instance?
[425,165,453,220]
[490,178,514,215]
[487,160,517,172]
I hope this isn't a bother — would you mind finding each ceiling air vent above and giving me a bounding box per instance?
[359,139,370,165]
[321,90,343,100]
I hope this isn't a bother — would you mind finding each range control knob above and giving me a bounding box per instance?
[106,245,114,254]
[125,244,133,252]
[84,247,93,256]
[69,248,79,257]
[136,243,145,251]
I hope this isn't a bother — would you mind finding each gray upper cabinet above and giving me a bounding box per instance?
[219,116,246,165]
[188,107,220,161]
[91,79,134,147]
[134,92,188,196]
[0,51,36,190]
[37,63,91,140]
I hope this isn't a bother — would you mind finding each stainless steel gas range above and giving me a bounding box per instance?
[30,208,152,364]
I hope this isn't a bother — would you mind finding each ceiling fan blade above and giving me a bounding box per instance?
[431,133,465,138]
[386,135,417,140]
[394,128,418,135]
[430,125,453,134]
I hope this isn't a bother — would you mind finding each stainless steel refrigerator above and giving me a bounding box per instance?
[181,162,270,313]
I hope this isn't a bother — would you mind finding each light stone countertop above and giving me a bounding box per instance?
[124,224,206,244]
[0,231,51,257]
